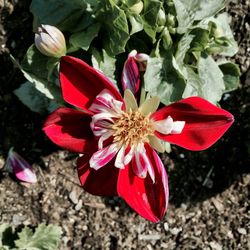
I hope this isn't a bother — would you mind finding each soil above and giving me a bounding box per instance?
[0,0,249,249]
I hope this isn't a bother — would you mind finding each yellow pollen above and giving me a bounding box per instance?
[111,110,155,147]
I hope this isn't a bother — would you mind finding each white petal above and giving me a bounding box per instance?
[148,135,164,153]
[124,89,138,112]
[139,96,160,116]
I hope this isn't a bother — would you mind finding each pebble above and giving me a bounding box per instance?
[69,190,78,204]
[209,241,222,250]
[12,214,22,226]
[237,228,247,235]
[163,222,169,231]
[75,200,83,211]
[170,227,182,235]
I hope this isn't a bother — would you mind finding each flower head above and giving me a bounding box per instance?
[5,148,37,183]
[35,24,66,58]
[43,56,234,222]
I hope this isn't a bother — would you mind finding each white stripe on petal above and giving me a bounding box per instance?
[154,116,173,134]
[124,145,135,165]
[115,146,126,169]
[98,131,114,149]
[172,121,185,134]
[153,116,185,135]
[90,143,120,170]
[89,89,123,114]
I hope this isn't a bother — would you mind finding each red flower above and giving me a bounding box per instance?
[43,56,234,222]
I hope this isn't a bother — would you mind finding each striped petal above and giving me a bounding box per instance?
[121,51,141,98]
[117,144,169,222]
[90,143,120,170]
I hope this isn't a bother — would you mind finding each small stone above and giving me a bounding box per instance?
[180,203,187,210]
[170,227,182,235]
[211,198,224,212]
[75,199,83,211]
[69,190,78,204]
[82,225,88,231]
[237,228,247,235]
[163,222,169,231]
[209,241,222,250]
[12,214,22,226]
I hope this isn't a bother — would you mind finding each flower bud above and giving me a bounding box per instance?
[5,148,37,183]
[157,9,166,26]
[162,28,172,49]
[129,1,144,15]
[35,24,66,58]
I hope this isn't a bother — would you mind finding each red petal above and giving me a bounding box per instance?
[117,145,168,222]
[60,56,123,111]
[121,56,141,98]
[77,154,119,196]
[43,107,96,153]
[151,97,234,150]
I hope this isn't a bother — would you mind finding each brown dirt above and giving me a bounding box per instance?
[0,0,249,249]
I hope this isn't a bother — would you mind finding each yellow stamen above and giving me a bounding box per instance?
[112,109,155,147]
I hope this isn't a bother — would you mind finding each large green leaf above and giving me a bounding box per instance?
[15,224,62,250]
[14,82,60,114]
[173,0,225,33]
[142,0,162,42]
[30,0,93,32]
[175,33,195,68]
[97,0,130,56]
[198,53,225,103]
[144,54,186,104]
[69,23,101,51]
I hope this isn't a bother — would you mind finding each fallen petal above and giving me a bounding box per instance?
[6,148,37,183]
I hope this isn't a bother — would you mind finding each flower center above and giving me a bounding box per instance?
[111,110,154,147]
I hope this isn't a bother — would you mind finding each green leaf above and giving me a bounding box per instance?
[15,224,62,250]
[30,0,93,32]
[128,14,143,35]
[69,23,101,51]
[91,49,118,88]
[173,0,226,33]
[198,53,225,103]
[141,0,162,41]
[98,0,130,56]
[182,66,203,98]
[21,45,51,80]
[14,82,60,114]
[144,54,186,105]
[219,62,240,92]
[11,48,62,101]
[175,33,195,67]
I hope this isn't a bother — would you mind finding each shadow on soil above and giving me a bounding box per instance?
[0,0,249,212]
